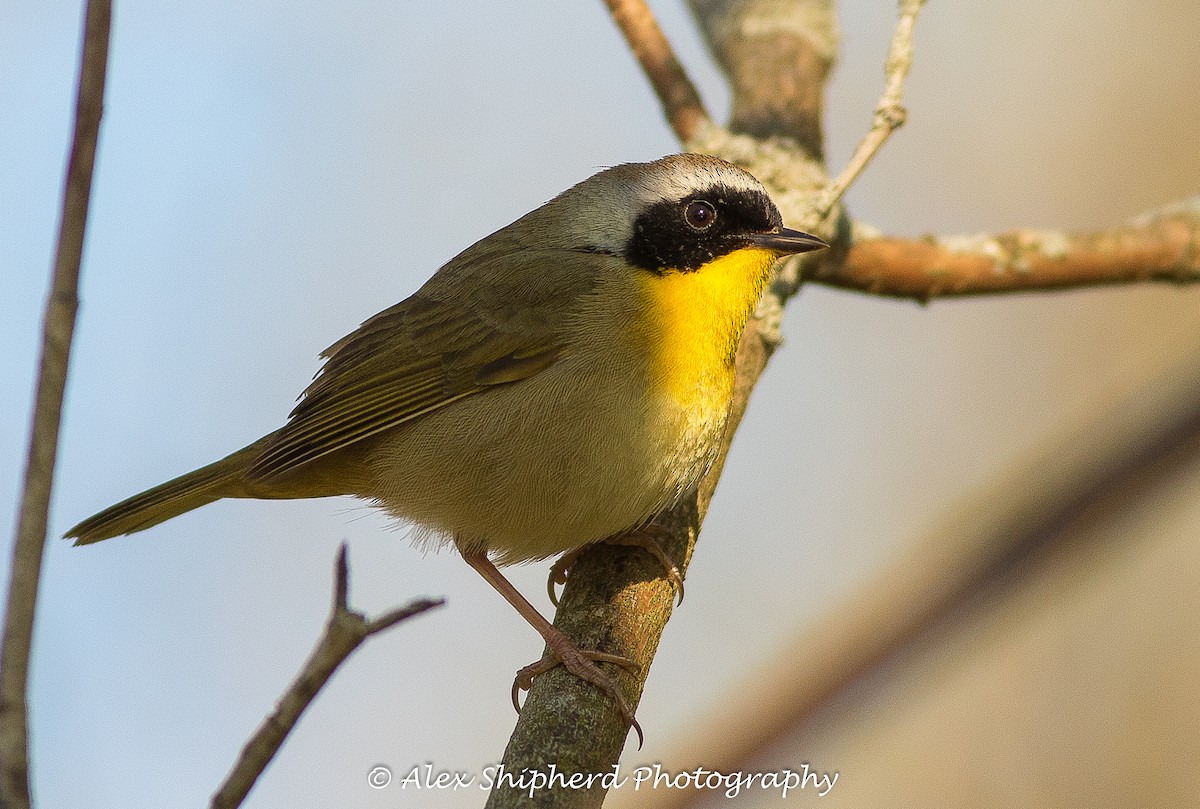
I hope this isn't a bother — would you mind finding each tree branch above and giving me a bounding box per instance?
[0,2,111,806]
[602,0,710,141]
[687,0,839,155]
[211,545,442,809]
[813,199,1200,299]
[810,0,925,221]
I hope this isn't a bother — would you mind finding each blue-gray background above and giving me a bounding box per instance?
[4,2,1199,807]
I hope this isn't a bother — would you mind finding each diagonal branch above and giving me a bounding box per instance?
[211,545,442,809]
[811,0,925,221]
[814,200,1200,299]
[0,2,112,807]
[602,0,711,141]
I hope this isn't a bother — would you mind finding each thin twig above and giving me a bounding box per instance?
[602,0,711,141]
[0,2,112,806]
[811,0,925,221]
[211,545,443,809]
[814,201,1200,299]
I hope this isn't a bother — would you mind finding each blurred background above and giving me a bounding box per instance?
[3,1,1199,807]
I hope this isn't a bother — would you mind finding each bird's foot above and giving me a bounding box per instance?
[512,640,643,748]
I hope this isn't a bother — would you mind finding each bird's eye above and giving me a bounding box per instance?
[684,200,717,230]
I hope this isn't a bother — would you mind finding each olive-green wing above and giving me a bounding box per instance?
[248,243,596,480]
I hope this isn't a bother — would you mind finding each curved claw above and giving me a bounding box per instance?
[630,713,645,748]
[511,659,549,713]
[546,548,583,608]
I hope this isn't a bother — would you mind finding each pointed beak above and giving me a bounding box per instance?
[749,227,828,255]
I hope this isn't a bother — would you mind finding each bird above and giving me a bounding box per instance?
[66,152,828,742]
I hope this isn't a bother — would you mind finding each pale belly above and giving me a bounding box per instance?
[362,351,730,564]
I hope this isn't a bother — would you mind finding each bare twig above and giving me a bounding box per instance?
[0,2,112,806]
[813,200,1200,299]
[211,545,442,809]
[602,0,711,141]
[811,0,925,221]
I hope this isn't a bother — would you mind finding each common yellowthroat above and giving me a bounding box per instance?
[67,153,827,739]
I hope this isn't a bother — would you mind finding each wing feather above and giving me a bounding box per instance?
[249,241,602,481]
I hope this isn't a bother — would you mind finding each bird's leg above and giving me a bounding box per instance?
[548,524,684,607]
[457,544,643,746]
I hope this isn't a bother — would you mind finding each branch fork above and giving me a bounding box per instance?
[211,545,442,809]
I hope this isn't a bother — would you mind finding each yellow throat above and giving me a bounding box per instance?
[635,245,778,406]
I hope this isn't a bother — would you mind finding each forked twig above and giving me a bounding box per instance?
[211,545,442,809]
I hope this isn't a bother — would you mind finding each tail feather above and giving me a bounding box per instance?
[67,441,263,545]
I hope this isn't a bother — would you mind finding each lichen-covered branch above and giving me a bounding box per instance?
[602,0,710,141]
[211,546,442,809]
[687,0,839,156]
[0,3,111,807]
[815,199,1200,299]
